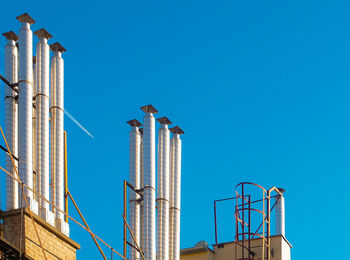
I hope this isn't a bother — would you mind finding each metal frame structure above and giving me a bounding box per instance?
[1,73,147,260]
[213,182,283,260]
[0,122,127,259]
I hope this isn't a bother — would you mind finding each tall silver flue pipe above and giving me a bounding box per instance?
[2,31,19,210]
[156,117,172,260]
[275,188,286,237]
[127,119,142,260]
[16,13,35,200]
[141,105,158,260]
[169,126,184,260]
[32,56,37,198]
[50,42,65,225]
[139,127,144,251]
[35,29,52,218]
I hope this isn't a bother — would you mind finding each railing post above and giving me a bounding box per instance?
[123,180,127,259]
[64,131,68,223]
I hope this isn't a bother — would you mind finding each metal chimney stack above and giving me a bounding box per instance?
[50,42,68,234]
[156,117,172,260]
[275,188,286,237]
[16,13,36,209]
[141,104,158,260]
[169,126,184,260]
[139,127,145,251]
[32,56,37,195]
[2,31,19,210]
[127,119,142,260]
[34,28,52,221]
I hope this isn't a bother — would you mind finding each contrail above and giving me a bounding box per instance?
[64,109,94,139]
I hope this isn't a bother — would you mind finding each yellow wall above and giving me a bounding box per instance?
[181,235,291,260]
[181,251,213,260]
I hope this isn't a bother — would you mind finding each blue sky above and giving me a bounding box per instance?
[1,1,350,259]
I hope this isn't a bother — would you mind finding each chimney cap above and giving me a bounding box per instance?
[34,28,52,40]
[33,56,36,63]
[16,13,36,24]
[140,104,158,114]
[50,42,66,53]
[139,128,143,134]
[127,119,142,127]
[157,116,172,125]
[170,126,184,135]
[277,187,285,194]
[2,31,19,41]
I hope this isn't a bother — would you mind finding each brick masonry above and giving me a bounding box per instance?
[1,208,80,260]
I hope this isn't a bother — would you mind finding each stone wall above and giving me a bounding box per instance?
[1,208,80,260]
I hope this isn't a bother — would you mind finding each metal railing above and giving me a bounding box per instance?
[0,123,135,259]
[213,182,284,260]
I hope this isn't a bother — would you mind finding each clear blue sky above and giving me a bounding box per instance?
[1,1,349,259]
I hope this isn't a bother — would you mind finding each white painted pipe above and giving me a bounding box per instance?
[50,42,65,221]
[141,105,158,260]
[17,13,35,200]
[169,126,183,260]
[128,119,142,260]
[156,117,172,260]
[35,29,52,217]
[275,188,285,237]
[3,31,19,210]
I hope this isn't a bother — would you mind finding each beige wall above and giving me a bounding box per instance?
[181,251,214,260]
[181,236,291,260]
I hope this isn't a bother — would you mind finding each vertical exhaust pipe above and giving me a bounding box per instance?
[16,13,36,208]
[139,127,144,251]
[32,56,37,200]
[156,117,172,260]
[169,126,184,260]
[141,104,158,260]
[34,28,52,221]
[275,188,285,237]
[2,31,19,210]
[50,42,68,235]
[127,119,142,260]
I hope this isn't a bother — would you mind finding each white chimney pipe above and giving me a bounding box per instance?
[275,188,285,237]
[34,29,52,219]
[139,128,144,252]
[169,126,184,260]
[3,31,19,210]
[141,105,158,260]
[50,42,65,226]
[156,117,172,260]
[127,119,142,260]
[16,13,35,201]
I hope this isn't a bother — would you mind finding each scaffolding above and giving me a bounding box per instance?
[0,123,128,259]
[0,72,143,260]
